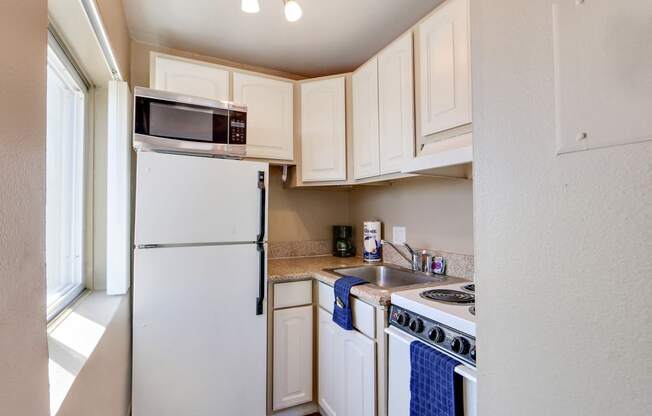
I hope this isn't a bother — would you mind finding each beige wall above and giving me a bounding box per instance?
[350,177,474,255]
[96,0,131,83]
[0,0,50,414]
[268,167,350,242]
[473,1,652,414]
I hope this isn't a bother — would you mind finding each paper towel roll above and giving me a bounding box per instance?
[363,221,382,262]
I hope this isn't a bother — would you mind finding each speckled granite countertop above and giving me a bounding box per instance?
[268,256,467,307]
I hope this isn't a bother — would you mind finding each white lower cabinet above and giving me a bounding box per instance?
[318,308,340,416]
[273,305,313,410]
[318,307,376,416]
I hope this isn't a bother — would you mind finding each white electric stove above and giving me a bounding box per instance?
[390,282,476,365]
[386,281,477,416]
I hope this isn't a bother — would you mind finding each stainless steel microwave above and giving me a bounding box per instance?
[133,87,247,158]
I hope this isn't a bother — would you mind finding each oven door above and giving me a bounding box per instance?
[386,326,477,416]
[133,93,246,158]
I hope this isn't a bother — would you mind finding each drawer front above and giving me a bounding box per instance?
[318,281,375,338]
[274,281,313,309]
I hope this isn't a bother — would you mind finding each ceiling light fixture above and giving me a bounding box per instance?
[241,0,260,13]
[283,0,302,22]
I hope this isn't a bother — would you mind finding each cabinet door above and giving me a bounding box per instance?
[233,72,294,160]
[378,33,415,175]
[300,77,347,182]
[318,308,340,416]
[418,0,471,136]
[352,57,380,179]
[339,329,376,416]
[273,306,313,410]
[151,54,229,101]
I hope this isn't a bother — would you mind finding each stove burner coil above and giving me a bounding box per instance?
[420,289,475,304]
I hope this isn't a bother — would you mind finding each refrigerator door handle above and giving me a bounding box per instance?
[256,171,266,243]
[256,242,265,315]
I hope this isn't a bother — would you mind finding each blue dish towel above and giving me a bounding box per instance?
[410,340,463,416]
[332,276,367,330]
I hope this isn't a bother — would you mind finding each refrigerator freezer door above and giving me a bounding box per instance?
[133,243,267,416]
[135,151,268,245]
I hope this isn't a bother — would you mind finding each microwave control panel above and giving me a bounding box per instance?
[229,111,247,145]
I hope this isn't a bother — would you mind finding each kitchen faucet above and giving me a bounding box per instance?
[381,240,424,272]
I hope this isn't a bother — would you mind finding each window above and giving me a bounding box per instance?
[46,36,89,320]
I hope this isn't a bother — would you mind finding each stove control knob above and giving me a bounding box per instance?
[469,346,476,361]
[397,313,410,326]
[428,326,445,343]
[409,318,424,333]
[451,337,470,355]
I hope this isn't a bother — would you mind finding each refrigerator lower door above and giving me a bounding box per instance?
[133,243,267,416]
[135,151,268,246]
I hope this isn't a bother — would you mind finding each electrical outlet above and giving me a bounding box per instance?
[393,226,406,245]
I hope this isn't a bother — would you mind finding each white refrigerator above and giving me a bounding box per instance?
[132,151,269,416]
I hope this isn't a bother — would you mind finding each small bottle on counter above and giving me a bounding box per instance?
[432,256,446,274]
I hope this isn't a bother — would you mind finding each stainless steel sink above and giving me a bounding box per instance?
[325,264,444,289]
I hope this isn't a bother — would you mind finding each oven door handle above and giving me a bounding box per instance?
[385,326,477,383]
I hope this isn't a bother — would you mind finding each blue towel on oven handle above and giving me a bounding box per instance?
[410,340,463,416]
[332,276,367,330]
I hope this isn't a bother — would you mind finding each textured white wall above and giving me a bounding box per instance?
[0,0,51,414]
[472,1,652,415]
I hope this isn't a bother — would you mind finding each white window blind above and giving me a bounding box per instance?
[46,40,88,319]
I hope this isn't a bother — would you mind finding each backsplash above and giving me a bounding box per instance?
[268,240,332,259]
[381,244,474,280]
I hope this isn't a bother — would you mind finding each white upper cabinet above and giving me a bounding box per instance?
[233,72,294,160]
[150,53,229,101]
[418,0,471,136]
[352,57,380,179]
[378,32,415,174]
[300,77,347,182]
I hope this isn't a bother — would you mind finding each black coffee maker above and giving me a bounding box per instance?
[332,225,355,257]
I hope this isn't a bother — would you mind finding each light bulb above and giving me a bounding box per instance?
[284,0,302,22]
[241,0,260,13]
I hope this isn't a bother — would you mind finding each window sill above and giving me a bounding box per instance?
[47,290,129,415]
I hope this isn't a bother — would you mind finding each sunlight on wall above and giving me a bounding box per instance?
[48,311,107,414]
